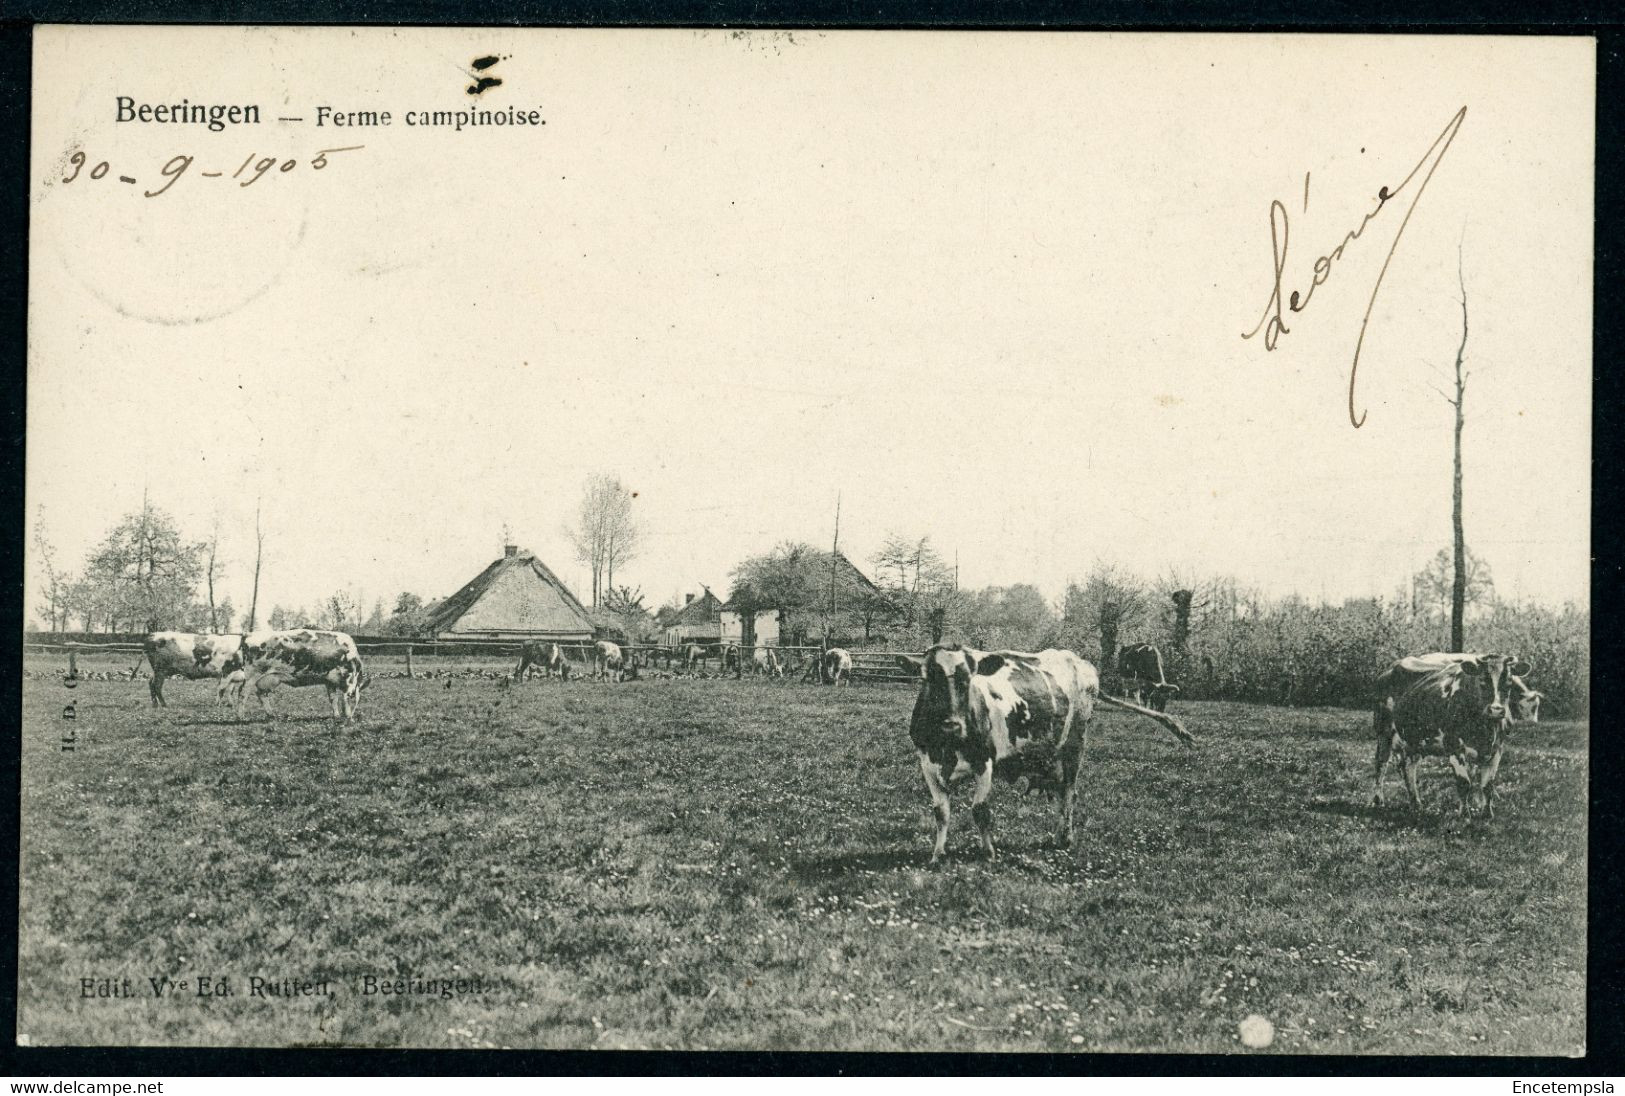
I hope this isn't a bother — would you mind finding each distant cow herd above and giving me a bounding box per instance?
[137,626,1547,853]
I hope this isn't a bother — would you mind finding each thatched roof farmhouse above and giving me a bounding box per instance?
[422,545,595,641]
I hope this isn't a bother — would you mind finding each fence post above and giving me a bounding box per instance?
[406,645,415,679]
[67,650,78,679]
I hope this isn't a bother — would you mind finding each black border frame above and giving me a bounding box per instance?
[0,3,1617,1078]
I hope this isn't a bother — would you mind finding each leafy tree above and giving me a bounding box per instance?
[384,592,428,637]
[732,541,892,642]
[603,585,653,642]
[1062,562,1148,668]
[322,590,359,631]
[959,584,1057,650]
[78,496,205,632]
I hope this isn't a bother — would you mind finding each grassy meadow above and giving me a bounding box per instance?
[18,653,1588,1053]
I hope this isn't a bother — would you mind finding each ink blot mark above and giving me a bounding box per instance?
[467,54,508,96]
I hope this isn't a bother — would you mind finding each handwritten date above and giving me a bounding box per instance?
[60,145,364,198]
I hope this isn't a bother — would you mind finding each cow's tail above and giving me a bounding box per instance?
[1094,692,1195,747]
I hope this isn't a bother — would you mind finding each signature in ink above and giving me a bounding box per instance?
[1241,106,1467,428]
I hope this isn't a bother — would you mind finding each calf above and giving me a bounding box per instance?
[515,641,571,682]
[899,645,1193,862]
[144,632,245,707]
[821,647,853,686]
[1371,653,1531,818]
[236,629,365,723]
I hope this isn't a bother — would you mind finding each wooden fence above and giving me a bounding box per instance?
[23,636,921,685]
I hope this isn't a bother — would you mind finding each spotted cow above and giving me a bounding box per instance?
[898,645,1194,862]
[1116,643,1179,712]
[593,640,625,682]
[515,641,572,682]
[236,629,366,722]
[1395,651,1544,724]
[821,647,853,686]
[143,632,246,707]
[1371,653,1532,818]
[753,646,785,677]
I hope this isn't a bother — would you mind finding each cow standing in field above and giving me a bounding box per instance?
[753,646,785,677]
[898,645,1194,863]
[144,632,246,707]
[821,647,853,686]
[1370,653,1532,818]
[593,640,625,682]
[515,641,571,682]
[236,629,366,723]
[1396,651,1544,724]
[684,644,711,673]
[1116,643,1179,712]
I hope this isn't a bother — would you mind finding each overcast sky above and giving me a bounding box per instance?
[27,29,1592,623]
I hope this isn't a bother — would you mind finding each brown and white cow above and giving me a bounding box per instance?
[1116,643,1179,712]
[753,646,785,677]
[1370,653,1532,818]
[684,644,711,672]
[515,641,572,682]
[144,632,246,707]
[1394,652,1544,724]
[821,647,853,686]
[236,629,366,722]
[898,645,1194,862]
[593,640,625,682]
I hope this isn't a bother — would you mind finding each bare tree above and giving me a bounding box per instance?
[32,509,71,632]
[248,498,265,632]
[565,474,642,606]
[1414,546,1494,620]
[1424,238,1473,651]
[204,512,225,633]
[872,532,947,634]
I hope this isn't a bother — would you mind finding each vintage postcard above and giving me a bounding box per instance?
[21,27,1592,1053]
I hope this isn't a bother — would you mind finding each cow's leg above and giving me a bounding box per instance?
[1370,702,1397,806]
[1401,752,1425,812]
[1443,751,1481,817]
[1057,743,1084,849]
[515,653,530,683]
[149,670,168,708]
[1478,746,1505,819]
[918,753,952,864]
[1371,732,1397,806]
[970,760,996,862]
